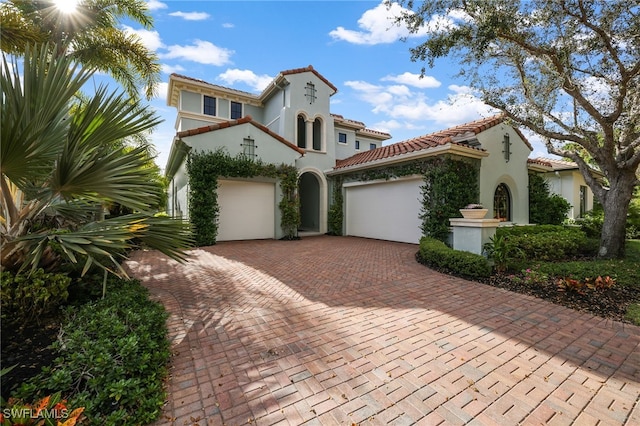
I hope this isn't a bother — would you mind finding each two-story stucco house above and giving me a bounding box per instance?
[165,65,535,244]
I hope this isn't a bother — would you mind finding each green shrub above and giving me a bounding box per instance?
[580,193,640,240]
[327,177,344,235]
[496,226,597,261]
[529,174,571,225]
[418,237,491,279]
[14,279,170,425]
[483,234,524,273]
[0,269,70,323]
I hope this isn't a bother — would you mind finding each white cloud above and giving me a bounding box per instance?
[161,64,186,74]
[122,25,164,51]
[218,69,274,92]
[161,40,234,66]
[222,23,235,29]
[329,2,410,45]
[329,1,458,45]
[169,11,210,21]
[381,72,441,89]
[154,82,169,102]
[146,0,167,10]
[345,78,497,138]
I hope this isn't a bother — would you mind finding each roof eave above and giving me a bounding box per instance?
[328,143,488,176]
[165,138,192,181]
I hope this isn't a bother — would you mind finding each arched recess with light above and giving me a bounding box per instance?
[297,167,327,233]
[493,183,512,222]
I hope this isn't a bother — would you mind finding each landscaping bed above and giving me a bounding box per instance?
[486,271,639,323]
[417,229,640,325]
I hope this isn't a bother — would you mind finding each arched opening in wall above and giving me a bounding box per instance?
[297,114,306,148]
[299,172,320,232]
[312,118,322,151]
[494,183,511,222]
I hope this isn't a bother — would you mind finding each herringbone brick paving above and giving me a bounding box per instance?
[124,236,640,425]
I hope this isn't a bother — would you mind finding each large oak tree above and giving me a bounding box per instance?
[392,0,639,258]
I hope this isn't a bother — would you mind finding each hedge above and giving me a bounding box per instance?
[417,237,491,280]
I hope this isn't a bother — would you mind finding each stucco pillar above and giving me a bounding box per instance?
[449,218,500,255]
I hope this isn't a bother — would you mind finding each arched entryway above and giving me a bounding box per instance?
[298,172,320,231]
[494,183,512,222]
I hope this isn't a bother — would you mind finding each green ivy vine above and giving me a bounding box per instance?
[187,149,299,246]
[327,176,344,235]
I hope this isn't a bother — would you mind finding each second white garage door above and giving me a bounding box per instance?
[345,177,423,244]
[217,179,275,241]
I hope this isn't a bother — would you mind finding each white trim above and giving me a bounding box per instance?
[343,174,423,188]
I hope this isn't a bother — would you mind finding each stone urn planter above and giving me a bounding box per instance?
[459,208,488,219]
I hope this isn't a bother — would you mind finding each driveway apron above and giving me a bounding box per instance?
[124,236,640,425]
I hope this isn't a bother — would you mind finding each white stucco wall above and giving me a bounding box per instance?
[184,123,300,167]
[544,170,593,219]
[478,125,532,224]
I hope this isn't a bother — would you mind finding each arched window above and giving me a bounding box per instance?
[297,115,306,148]
[494,183,511,221]
[312,118,322,151]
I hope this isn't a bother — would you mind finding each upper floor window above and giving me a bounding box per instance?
[355,140,360,150]
[305,82,316,104]
[203,95,216,116]
[369,143,376,150]
[312,118,322,151]
[338,133,347,144]
[297,115,307,149]
[230,101,242,119]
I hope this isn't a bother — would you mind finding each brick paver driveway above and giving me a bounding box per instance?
[124,236,640,426]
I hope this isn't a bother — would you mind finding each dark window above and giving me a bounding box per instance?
[313,118,322,151]
[355,140,360,150]
[369,143,376,150]
[338,133,347,144]
[502,133,511,162]
[297,115,306,148]
[494,183,511,221]
[579,185,587,217]
[203,95,216,116]
[230,101,242,119]
[242,138,255,158]
[305,82,316,104]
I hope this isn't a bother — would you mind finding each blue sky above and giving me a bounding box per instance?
[107,0,551,169]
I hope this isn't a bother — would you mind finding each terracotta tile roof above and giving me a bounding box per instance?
[334,115,510,169]
[281,65,338,94]
[527,158,553,167]
[176,116,304,155]
[332,114,392,140]
[531,157,580,171]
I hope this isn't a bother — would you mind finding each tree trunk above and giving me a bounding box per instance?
[598,181,634,259]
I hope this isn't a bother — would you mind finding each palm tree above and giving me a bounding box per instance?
[0,0,160,100]
[1,44,191,277]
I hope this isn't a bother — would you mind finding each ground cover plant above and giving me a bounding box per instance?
[482,227,639,324]
[3,278,170,425]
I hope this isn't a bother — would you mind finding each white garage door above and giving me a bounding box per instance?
[217,179,275,241]
[345,177,423,244]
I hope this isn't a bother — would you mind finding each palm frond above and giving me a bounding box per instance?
[17,214,192,276]
[1,43,92,187]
